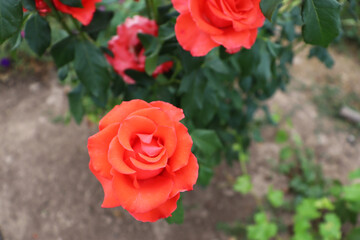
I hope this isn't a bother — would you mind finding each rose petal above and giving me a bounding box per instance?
[88,123,120,179]
[150,101,185,122]
[108,137,136,174]
[89,163,121,208]
[53,0,101,26]
[130,193,180,222]
[112,173,174,213]
[175,12,219,57]
[154,125,177,157]
[190,0,224,35]
[118,115,157,151]
[99,100,152,131]
[168,122,193,171]
[169,153,199,198]
[211,28,257,50]
[130,153,167,170]
[129,107,174,128]
[171,0,189,13]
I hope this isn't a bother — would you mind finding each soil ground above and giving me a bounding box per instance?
[0,46,359,240]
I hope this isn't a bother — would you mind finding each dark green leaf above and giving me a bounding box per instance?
[0,0,23,44]
[68,85,85,124]
[25,14,51,56]
[197,164,214,186]
[58,65,69,81]
[51,36,77,68]
[22,0,36,11]
[346,228,360,240]
[308,46,334,68]
[260,0,282,21]
[82,10,114,39]
[59,0,83,8]
[191,129,222,156]
[301,0,341,47]
[165,195,184,224]
[74,40,110,104]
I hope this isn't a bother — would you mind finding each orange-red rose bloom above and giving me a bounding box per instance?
[53,0,101,25]
[106,16,173,84]
[88,100,198,222]
[172,0,265,56]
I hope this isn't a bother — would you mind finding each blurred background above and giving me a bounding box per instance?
[1,1,360,240]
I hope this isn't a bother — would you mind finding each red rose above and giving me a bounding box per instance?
[88,100,198,222]
[23,0,51,16]
[172,0,265,56]
[52,0,101,25]
[106,16,173,84]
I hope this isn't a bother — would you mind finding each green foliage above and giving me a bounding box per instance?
[25,14,51,56]
[234,175,253,194]
[267,186,284,208]
[247,212,278,240]
[165,195,184,224]
[260,0,282,21]
[301,0,342,47]
[319,213,341,240]
[74,39,111,105]
[59,0,83,8]
[0,0,23,44]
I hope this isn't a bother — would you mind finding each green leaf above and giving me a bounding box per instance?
[59,0,83,8]
[315,197,334,210]
[191,129,222,157]
[296,199,321,220]
[279,146,293,160]
[260,0,282,21]
[267,186,284,208]
[349,169,360,180]
[82,10,114,39]
[319,213,341,240]
[74,40,110,104]
[0,0,23,44]
[197,164,213,186]
[343,184,360,202]
[301,0,341,47]
[165,195,184,224]
[51,36,77,68]
[308,46,334,68]
[22,0,36,11]
[25,14,51,56]
[234,175,252,194]
[346,228,360,240]
[68,85,84,124]
[275,129,289,143]
[247,212,278,240]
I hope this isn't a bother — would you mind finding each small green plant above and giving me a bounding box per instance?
[221,118,360,240]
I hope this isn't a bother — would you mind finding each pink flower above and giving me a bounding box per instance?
[106,16,173,84]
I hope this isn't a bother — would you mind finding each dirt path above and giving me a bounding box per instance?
[0,69,255,240]
[0,47,359,240]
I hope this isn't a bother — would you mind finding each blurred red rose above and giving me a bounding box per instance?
[23,0,51,16]
[88,100,198,222]
[52,0,101,25]
[172,0,265,56]
[106,16,173,84]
